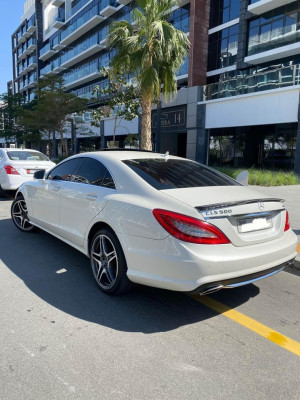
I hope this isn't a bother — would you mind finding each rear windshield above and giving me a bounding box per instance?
[123,158,240,189]
[7,151,49,162]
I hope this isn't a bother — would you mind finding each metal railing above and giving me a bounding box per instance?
[202,64,300,101]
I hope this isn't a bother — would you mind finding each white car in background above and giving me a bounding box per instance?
[0,148,55,196]
[11,150,297,296]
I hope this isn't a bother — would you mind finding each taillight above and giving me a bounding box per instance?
[284,210,290,231]
[4,165,20,175]
[153,209,230,245]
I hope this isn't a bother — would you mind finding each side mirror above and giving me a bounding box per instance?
[33,169,46,180]
[236,170,249,186]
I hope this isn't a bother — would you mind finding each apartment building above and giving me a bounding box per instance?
[8,0,300,173]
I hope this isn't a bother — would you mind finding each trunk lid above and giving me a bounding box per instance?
[160,186,287,247]
[7,160,54,177]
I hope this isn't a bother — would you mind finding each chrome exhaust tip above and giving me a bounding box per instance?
[199,284,224,296]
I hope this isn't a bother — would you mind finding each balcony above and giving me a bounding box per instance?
[53,14,65,29]
[60,6,105,46]
[25,38,37,55]
[40,43,57,61]
[61,44,104,69]
[25,24,36,37]
[27,58,37,72]
[246,24,300,64]
[52,0,65,6]
[18,35,26,45]
[63,63,101,89]
[117,0,131,5]
[202,64,300,101]
[52,36,65,50]
[248,0,296,16]
[40,64,55,78]
[28,74,38,88]
[100,1,119,17]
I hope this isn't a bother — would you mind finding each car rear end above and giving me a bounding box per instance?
[120,155,297,293]
[0,149,55,190]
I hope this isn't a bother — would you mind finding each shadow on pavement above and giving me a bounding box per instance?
[0,218,260,333]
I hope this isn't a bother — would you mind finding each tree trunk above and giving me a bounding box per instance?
[140,91,153,151]
[59,129,67,156]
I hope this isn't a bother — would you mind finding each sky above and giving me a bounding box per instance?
[0,0,27,94]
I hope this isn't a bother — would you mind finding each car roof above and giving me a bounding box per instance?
[82,150,183,162]
[2,148,40,152]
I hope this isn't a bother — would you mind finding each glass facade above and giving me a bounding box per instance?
[248,1,300,56]
[210,0,240,28]
[208,24,239,71]
[208,124,297,170]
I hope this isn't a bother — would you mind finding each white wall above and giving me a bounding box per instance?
[204,87,300,129]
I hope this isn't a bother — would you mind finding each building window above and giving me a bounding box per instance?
[208,24,239,71]
[248,1,300,56]
[210,0,240,29]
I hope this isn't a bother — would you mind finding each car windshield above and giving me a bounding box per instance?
[123,158,240,189]
[7,151,49,162]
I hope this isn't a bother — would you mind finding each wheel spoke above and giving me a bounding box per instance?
[106,250,116,266]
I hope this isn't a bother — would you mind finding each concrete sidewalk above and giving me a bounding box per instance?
[251,185,300,264]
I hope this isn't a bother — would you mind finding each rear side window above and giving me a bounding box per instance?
[74,158,115,189]
[47,158,83,181]
[123,158,240,189]
[7,151,49,161]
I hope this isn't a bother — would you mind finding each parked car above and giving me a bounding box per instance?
[11,150,297,295]
[0,148,55,197]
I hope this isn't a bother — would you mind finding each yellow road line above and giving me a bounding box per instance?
[190,295,300,357]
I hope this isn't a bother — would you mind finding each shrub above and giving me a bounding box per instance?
[215,167,299,186]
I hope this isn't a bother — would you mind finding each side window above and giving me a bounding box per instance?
[74,158,115,189]
[0,151,3,160]
[47,158,83,181]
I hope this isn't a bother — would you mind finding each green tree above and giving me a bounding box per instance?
[91,67,140,148]
[0,92,39,146]
[20,76,88,157]
[108,0,189,150]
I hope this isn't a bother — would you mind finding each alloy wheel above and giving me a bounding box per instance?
[91,234,118,290]
[11,198,35,232]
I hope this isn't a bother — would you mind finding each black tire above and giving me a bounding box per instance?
[90,228,134,295]
[11,196,37,233]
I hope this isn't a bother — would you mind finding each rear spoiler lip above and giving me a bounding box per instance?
[196,198,285,212]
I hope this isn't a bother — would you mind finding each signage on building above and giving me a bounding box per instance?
[152,105,187,132]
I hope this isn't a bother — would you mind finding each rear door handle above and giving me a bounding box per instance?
[52,185,62,192]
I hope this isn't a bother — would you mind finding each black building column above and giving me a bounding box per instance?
[294,94,300,174]
[236,0,250,70]
[195,102,209,165]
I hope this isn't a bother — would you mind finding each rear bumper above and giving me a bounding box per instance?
[189,260,294,295]
[124,229,298,292]
[0,174,33,190]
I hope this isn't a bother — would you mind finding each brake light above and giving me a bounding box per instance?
[153,209,230,244]
[4,165,20,175]
[284,210,290,231]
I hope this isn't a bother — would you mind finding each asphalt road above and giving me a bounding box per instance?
[0,197,299,400]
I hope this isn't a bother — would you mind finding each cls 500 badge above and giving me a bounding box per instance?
[205,209,233,217]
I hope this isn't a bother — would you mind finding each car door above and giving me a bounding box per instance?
[29,158,83,234]
[58,157,116,248]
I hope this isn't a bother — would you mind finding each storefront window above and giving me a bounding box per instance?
[208,124,297,170]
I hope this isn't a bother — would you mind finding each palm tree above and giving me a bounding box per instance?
[108,0,189,150]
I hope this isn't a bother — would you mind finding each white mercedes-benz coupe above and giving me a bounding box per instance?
[11,150,297,295]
